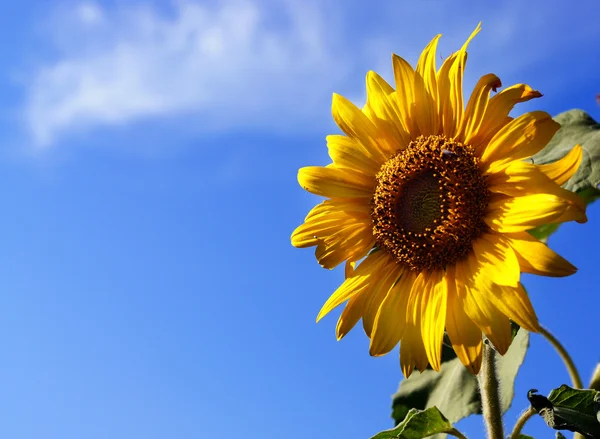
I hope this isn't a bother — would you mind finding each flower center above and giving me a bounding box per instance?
[371,135,489,272]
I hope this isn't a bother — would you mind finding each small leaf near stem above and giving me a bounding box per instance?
[539,325,583,389]
[509,407,535,439]
[479,341,505,439]
[369,407,467,439]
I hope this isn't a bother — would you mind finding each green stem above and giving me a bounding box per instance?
[589,363,600,391]
[448,429,469,439]
[508,407,535,439]
[539,325,583,388]
[479,342,504,439]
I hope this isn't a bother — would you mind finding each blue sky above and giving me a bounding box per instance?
[0,0,598,438]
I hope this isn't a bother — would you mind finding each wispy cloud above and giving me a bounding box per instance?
[21,0,600,148]
[24,0,354,147]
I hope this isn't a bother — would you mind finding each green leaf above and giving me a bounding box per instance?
[518,435,535,439]
[529,109,600,242]
[371,407,464,439]
[556,433,567,439]
[527,386,600,438]
[391,328,529,429]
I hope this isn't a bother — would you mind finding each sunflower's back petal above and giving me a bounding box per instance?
[481,111,560,169]
[470,83,542,151]
[457,73,502,145]
[369,269,415,356]
[445,265,483,374]
[420,269,447,371]
[297,166,375,198]
[504,231,577,277]
[316,251,389,322]
[456,258,512,355]
[537,144,583,186]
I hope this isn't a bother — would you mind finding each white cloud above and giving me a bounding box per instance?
[24,0,352,147]
[21,0,600,148]
[76,2,105,26]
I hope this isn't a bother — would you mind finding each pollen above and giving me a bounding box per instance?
[371,135,489,271]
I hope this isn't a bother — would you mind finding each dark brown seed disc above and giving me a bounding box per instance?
[370,135,489,272]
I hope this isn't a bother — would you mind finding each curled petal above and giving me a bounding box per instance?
[481,111,560,170]
[505,231,577,277]
[537,145,583,186]
[457,73,502,145]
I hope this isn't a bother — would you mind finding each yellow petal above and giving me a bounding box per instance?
[537,144,583,186]
[456,258,512,355]
[457,73,502,145]
[326,134,381,176]
[400,271,430,377]
[364,71,411,152]
[487,160,586,212]
[336,292,367,340]
[504,231,577,277]
[412,74,437,136]
[369,269,415,356]
[420,269,447,371]
[437,53,460,137]
[292,198,375,269]
[297,166,375,198]
[485,193,586,233]
[316,251,389,321]
[412,35,441,135]
[314,226,375,269]
[416,34,441,100]
[392,54,416,133]
[471,233,520,287]
[331,93,390,164]
[481,111,560,169]
[445,265,483,373]
[470,83,542,151]
[305,197,370,220]
[485,283,540,332]
[449,23,482,132]
[292,207,369,248]
[362,260,404,337]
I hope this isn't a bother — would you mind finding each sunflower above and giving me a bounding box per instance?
[291,24,587,377]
